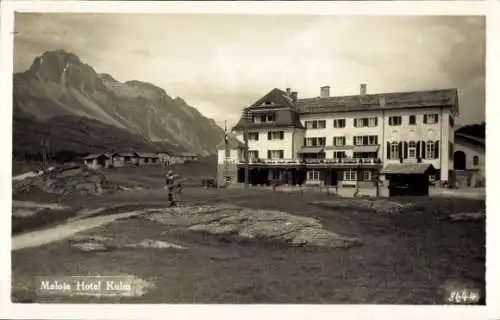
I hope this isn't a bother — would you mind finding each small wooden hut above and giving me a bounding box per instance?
[381,163,437,196]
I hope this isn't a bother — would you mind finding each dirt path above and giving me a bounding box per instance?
[12,210,151,251]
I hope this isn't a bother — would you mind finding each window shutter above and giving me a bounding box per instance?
[404,141,408,159]
[357,169,363,182]
[354,119,358,127]
[267,150,271,159]
[304,138,307,146]
[423,115,427,124]
[416,141,421,158]
[435,114,439,123]
[386,142,390,159]
[338,170,343,181]
[280,150,284,159]
[255,134,259,141]
[435,141,439,159]
[280,131,284,140]
[422,141,426,159]
[268,132,271,140]
[374,118,378,126]
[398,141,403,159]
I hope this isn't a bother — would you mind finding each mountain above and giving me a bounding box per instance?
[13,49,225,156]
[13,107,184,158]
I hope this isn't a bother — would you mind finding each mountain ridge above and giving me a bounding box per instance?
[13,49,225,157]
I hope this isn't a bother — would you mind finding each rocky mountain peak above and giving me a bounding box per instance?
[98,73,119,84]
[26,49,106,93]
[124,80,167,99]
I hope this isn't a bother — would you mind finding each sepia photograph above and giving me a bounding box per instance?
[1,1,493,318]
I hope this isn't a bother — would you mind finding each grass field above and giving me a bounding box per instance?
[11,180,486,304]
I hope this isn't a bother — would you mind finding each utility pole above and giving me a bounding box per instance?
[355,161,361,196]
[40,138,47,169]
[224,120,229,170]
[374,166,381,198]
[243,108,250,189]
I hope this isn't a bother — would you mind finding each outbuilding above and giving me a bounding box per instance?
[82,153,112,169]
[381,163,437,196]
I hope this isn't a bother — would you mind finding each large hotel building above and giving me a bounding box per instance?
[217,84,458,188]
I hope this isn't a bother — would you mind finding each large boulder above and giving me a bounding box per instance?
[146,205,362,249]
[13,167,118,196]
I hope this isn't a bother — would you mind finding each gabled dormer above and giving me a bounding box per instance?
[232,88,304,131]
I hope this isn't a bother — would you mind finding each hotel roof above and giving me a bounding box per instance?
[296,88,458,114]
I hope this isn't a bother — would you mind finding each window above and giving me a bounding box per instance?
[408,141,416,159]
[390,142,399,160]
[354,135,378,146]
[248,132,259,141]
[248,150,259,160]
[389,116,402,126]
[425,141,434,159]
[305,137,326,147]
[267,150,284,159]
[409,115,416,125]
[354,117,378,128]
[333,151,346,159]
[307,170,320,182]
[343,169,357,181]
[368,117,378,127]
[355,136,363,146]
[363,170,371,182]
[473,156,479,166]
[305,120,326,129]
[333,119,346,128]
[333,136,346,146]
[267,131,284,140]
[271,170,280,180]
[253,114,275,123]
[318,137,326,146]
[424,114,439,124]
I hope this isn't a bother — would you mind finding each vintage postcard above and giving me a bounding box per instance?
[0,1,497,320]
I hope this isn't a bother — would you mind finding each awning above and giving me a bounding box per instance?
[353,145,379,153]
[381,163,436,175]
[298,147,324,154]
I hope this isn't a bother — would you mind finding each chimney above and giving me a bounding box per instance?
[379,96,386,107]
[291,91,298,102]
[360,83,367,95]
[286,88,292,96]
[320,86,330,98]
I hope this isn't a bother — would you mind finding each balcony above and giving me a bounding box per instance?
[305,157,382,165]
[237,157,382,166]
[238,158,302,165]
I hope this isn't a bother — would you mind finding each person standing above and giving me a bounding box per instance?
[165,169,180,207]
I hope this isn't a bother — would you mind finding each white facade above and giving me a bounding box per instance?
[233,128,305,161]
[232,106,455,181]
[454,136,485,171]
[217,148,243,165]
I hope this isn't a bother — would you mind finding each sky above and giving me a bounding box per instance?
[13,13,485,128]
